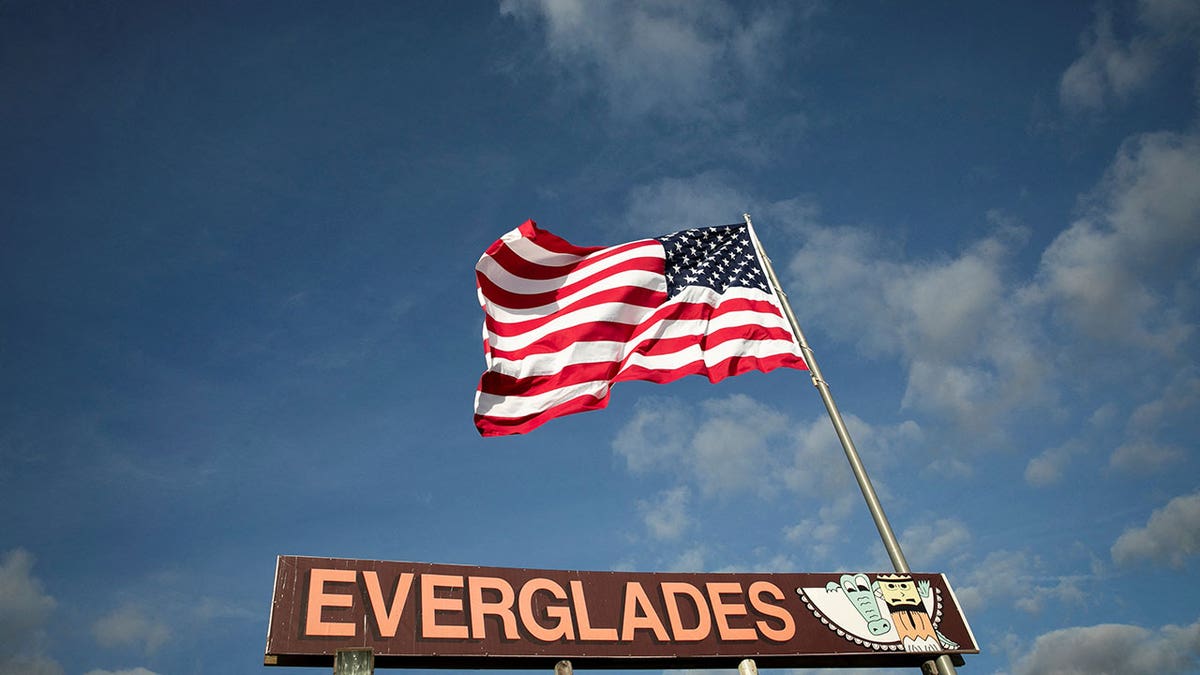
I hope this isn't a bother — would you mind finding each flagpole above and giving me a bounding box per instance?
[743,214,959,675]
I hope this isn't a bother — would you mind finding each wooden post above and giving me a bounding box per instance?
[334,648,374,675]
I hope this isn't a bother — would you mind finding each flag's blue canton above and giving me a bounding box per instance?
[655,225,770,299]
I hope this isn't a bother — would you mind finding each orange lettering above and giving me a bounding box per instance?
[363,571,414,638]
[304,568,356,637]
[421,573,468,639]
[661,582,711,641]
[620,582,669,641]
[518,577,575,641]
[469,576,518,640]
[748,581,795,642]
[705,582,756,641]
[570,580,618,641]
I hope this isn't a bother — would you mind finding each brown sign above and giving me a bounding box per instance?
[265,556,977,669]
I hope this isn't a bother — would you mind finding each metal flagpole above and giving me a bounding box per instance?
[743,214,960,675]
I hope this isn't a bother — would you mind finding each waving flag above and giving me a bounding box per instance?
[474,220,807,436]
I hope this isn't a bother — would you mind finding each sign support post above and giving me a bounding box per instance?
[745,214,960,675]
[334,649,374,675]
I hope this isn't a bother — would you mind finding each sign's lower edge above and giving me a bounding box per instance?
[265,652,972,669]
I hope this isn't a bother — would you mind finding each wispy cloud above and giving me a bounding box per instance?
[783,211,1043,444]
[898,518,972,570]
[500,0,800,121]
[952,549,1087,615]
[612,390,921,571]
[0,655,63,675]
[613,393,793,498]
[92,605,170,654]
[614,392,915,501]
[1030,130,1200,354]
[623,172,754,236]
[775,130,1200,459]
[1059,5,1158,113]
[638,486,693,541]
[1108,439,1185,473]
[1111,490,1200,568]
[0,549,61,675]
[1011,619,1200,675]
[1059,0,1200,114]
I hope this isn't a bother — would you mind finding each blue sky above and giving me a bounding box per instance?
[2,1,1199,674]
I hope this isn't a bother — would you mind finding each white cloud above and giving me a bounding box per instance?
[952,549,1086,615]
[898,518,972,570]
[1025,440,1087,487]
[612,395,693,474]
[615,391,915,504]
[952,549,1031,614]
[92,605,170,654]
[614,388,925,570]
[0,549,61,675]
[782,411,893,505]
[1111,490,1200,568]
[0,549,56,656]
[1102,132,1200,254]
[785,444,898,566]
[1058,0,1200,114]
[614,393,792,497]
[0,655,63,675]
[739,551,800,574]
[769,131,1199,448]
[1033,131,1200,354]
[1107,373,1197,473]
[1060,0,1200,112]
[1138,0,1200,35]
[1127,374,1200,432]
[667,546,708,573]
[1059,6,1157,113]
[499,0,795,120]
[783,500,855,563]
[193,595,260,622]
[1108,440,1184,473]
[784,217,1043,440]
[890,249,1008,361]
[687,395,792,496]
[1011,619,1200,675]
[639,486,692,540]
[624,172,753,236]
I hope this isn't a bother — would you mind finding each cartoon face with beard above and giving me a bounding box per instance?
[875,574,939,652]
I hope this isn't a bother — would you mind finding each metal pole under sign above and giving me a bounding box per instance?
[334,648,374,675]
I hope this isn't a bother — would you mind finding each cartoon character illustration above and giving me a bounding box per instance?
[802,572,960,654]
[874,573,942,652]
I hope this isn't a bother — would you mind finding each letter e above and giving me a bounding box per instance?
[305,568,357,637]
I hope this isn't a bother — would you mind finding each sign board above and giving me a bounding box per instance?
[265,556,977,669]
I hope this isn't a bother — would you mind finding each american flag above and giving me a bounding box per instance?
[473,220,807,436]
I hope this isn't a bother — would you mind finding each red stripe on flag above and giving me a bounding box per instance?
[476,254,664,310]
[483,285,669,338]
[483,236,654,281]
